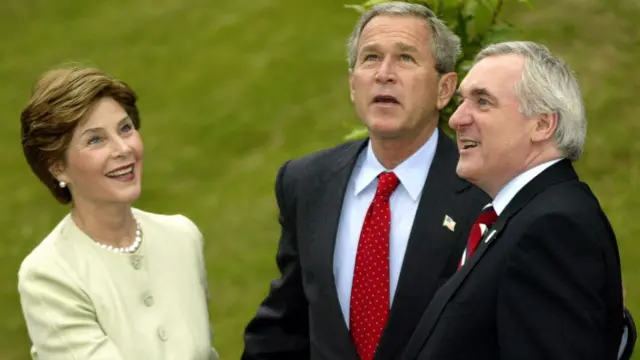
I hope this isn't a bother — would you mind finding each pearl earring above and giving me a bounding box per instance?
[59,181,66,188]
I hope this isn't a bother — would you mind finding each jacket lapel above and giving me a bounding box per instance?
[308,139,368,359]
[375,130,472,359]
[399,159,579,359]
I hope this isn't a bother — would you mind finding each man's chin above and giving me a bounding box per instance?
[368,129,406,141]
[366,120,405,138]
[456,162,478,182]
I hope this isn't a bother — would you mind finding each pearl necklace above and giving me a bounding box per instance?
[96,218,143,253]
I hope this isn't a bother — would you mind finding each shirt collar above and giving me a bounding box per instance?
[492,158,563,215]
[354,128,439,201]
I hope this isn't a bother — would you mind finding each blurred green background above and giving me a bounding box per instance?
[1,0,638,358]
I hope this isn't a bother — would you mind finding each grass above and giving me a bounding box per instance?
[0,0,638,358]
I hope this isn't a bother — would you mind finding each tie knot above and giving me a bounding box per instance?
[375,172,399,199]
[476,204,498,227]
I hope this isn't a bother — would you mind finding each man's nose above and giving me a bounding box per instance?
[449,102,472,130]
[375,57,397,84]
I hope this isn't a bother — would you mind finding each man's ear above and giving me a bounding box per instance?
[531,112,559,143]
[436,72,458,109]
[349,70,355,104]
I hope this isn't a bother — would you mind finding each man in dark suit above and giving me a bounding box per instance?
[401,40,635,360]
[241,2,636,360]
[241,2,491,359]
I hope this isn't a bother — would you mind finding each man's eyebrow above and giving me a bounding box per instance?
[456,87,498,102]
[395,42,419,53]
[359,43,380,54]
[469,87,497,101]
[359,42,419,54]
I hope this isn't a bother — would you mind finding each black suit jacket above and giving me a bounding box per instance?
[401,159,625,360]
[241,130,490,359]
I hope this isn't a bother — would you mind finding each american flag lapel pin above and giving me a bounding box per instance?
[443,215,456,232]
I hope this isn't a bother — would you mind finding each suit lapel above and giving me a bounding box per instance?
[375,130,472,359]
[309,139,367,359]
[400,159,579,359]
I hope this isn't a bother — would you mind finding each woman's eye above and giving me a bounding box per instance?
[120,123,133,132]
[88,135,102,145]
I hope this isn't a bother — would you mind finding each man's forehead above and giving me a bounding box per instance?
[359,15,430,43]
[458,75,491,94]
[460,55,524,93]
[472,54,524,78]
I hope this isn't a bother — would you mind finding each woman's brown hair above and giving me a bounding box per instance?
[20,65,141,204]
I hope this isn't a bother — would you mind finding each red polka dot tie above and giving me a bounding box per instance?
[458,204,497,269]
[350,171,399,360]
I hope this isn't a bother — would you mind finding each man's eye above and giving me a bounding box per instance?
[478,98,490,106]
[400,54,413,62]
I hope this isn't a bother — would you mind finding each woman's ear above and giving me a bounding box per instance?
[49,161,68,184]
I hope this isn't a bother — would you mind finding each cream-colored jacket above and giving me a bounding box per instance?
[18,208,219,360]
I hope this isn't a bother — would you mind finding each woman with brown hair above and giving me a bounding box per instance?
[17,65,219,359]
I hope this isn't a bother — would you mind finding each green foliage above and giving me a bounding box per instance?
[343,0,533,140]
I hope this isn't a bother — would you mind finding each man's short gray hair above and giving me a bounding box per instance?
[347,1,461,74]
[475,41,587,161]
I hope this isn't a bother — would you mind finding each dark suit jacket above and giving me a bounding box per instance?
[401,159,625,360]
[241,129,490,360]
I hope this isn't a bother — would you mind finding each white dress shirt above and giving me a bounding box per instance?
[333,129,439,326]
[492,158,563,215]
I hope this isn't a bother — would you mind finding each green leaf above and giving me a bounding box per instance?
[344,3,367,12]
[362,0,393,9]
[344,127,369,140]
[459,59,474,73]
[438,0,465,16]
[476,0,494,9]
[517,0,535,9]
[439,0,465,8]
[407,0,438,12]
[455,7,469,45]
[465,0,496,41]
[434,0,445,16]
[484,21,518,44]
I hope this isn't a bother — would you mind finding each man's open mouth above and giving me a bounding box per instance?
[373,95,400,104]
[461,140,479,150]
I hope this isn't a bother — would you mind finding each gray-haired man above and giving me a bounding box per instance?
[242,3,635,360]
